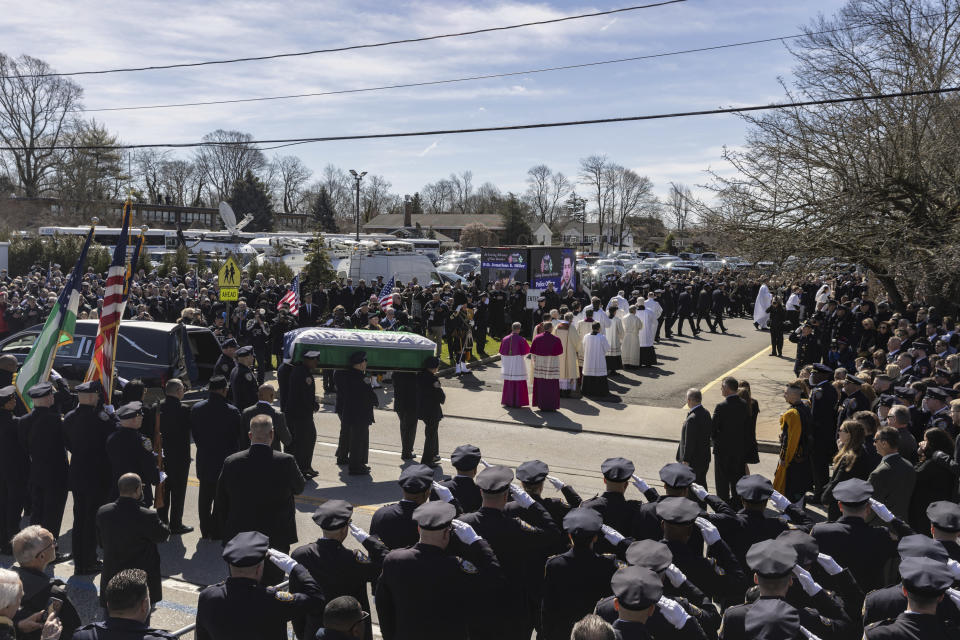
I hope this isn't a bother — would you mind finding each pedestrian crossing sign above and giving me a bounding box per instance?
[218,256,242,288]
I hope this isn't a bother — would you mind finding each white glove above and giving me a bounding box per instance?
[769,490,791,511]
[158,471,167,484]
[695,517,721,546]
[432,481,455,503]
[799,626,822,640]
[777,514,791,523]
[509,484,535,508]
[948,588,960,610]
[665,563,687,588]
[630,474,650,493]
[817,552,843,576]
[690,483,708,501]
[348,523,369,543]
[949,559,960,581]
[104,404,115,415]
[49,369,63,382]
[451,519,482,545]
[266,548,298,574]
[793,565,822,596]
[546,475,565,491]
[479,458,492,469]
[601,524,625,546]
[657,596,691,630]
[868,498,894,523]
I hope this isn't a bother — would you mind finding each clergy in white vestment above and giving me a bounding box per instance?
[604,305,624,373]
[606,290,630,318]
[753,282,772,330]
[581,322,610,397]
[636,303,658,366]
[620,306,642,368]
[556,312,582,395]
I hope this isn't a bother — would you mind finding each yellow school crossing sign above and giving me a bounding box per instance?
[218,256,241,301]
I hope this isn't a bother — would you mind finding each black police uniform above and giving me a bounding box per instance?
[72,618,177,640]
[0,396,29,550]
[416,368,444,466]
[96,495,170,607]
[837,386,870,428]
[582,458,657,553]
[333,366,377,474]
[106,421,161,508]
[370,465,437,549]
[440,445,482,513]
[230,362,258,413]
[810,375,839,497]
[214,352,236,381]
[63,401,114,571]
[18,396,68,539]
[157,394,192,529]
[507,459,583,539]
[595,595,711,640]
[287,361,319,473]
[190,391,242,539]
[391,371,418,460]
[863,557,960,639]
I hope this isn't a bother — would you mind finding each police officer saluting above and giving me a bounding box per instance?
[106,401,161,508]
[583,458,657,551]
[287,351,320,478]
[290,500,390,640]
[864,556,960,639]
[63,380,114,574]
[230,346,258,413]
[928,501,960,562]
[370,464,436,550]
[195,531,326,640]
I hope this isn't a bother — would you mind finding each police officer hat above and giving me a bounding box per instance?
[0,355,19,373]
[600,457,635,482]
[746,540,797,578]
[75,380,103,394]
[302,350,321,359]
[27,382,53,398]
[659,463,695,489]
[655,497,700,525]
[397,464,435,493]
[744,599,801,640]
[450,445,481,471]
[776,530,819,566]
[348,351,367,365]
[877,394,897,408]
[625,540,673,572]
[423,356,441,370]
[832,478,873,505]
[0,385,17,401]
[221,338,239,349]
[912,339,932,351]
[516,460,549,484]
[926,386,950,401]
[311,500,353,530]
[811,363,834,374]
[475,465,514,494]
[209,375,228,391]
[236,345,254,357]
[222,531,269,567]
[736,475,774,502]
[927,501,960,532]
[412,501,456,531]
[894,386,916,399]
[562,508,603,537]
[899,556,955,597]
[611,566,663,610]
[897,534,948,562]
[844,374,865,385]
[117,401,144,419]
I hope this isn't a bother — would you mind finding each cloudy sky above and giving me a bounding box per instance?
[5,0,847,202]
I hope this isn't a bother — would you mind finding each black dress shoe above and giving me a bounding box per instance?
[52,552,72,565]
[400,453,416,460]
[335,459,348,466]
[304,470,319,478]
[348,466,371,475]
[76,560,103,575]
[170,525,195,535]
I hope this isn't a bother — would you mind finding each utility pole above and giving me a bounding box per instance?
[349,169,367,241]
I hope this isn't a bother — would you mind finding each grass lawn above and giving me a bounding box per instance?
[439,335,502,366]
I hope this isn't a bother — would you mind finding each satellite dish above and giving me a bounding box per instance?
[219,201,237,232]
[235,213,255,231]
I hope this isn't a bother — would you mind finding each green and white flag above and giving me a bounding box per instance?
[16,226,94,409]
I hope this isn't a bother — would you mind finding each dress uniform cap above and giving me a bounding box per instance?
[926,386,950,401]
[312,500,353,529]
[116,401,144,419]
[562,508,603,537]
[776,530,819,566]
[844,374,864,385]
[74,380,103,394]
[0,385,17,401]
[832,478,873,504]
[736,475,774,502]
[927,501,960,532]
[899,556,955,596]
[600,457,635,482]
[655,497,700,525]
[209,375,228,390]
[348,351,367,365]
[221,338,239,349]
[450,444,482,471]
[912,339,932,351]
[475,465,514,493]
[743,598,801,640]
[27,382,53,398]
[893,386,916,398]
[303,351,321,359]
[516,460,549,484]
[611,566,663,610]
[746,540,797,578]
[222,531,269,567]
[625,540,673,572]
[659,463,695,489]
[812,363,834,374]
[877,394,897,408]
[412,501,456,530]
[897,534,948,562]
[397,464,435,493]
[236,345,254,357]
[423,356,441,369]
[0,355,18,372]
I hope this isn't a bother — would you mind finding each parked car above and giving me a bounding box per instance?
[0,320,220,398]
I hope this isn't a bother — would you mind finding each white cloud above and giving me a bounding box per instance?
[418,140,440,156]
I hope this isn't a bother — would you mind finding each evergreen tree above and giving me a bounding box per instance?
[301,232,337,291]
[500,194,533,245]
[228,170,274,232]
[310,186,338,232]
[410,192,425,216]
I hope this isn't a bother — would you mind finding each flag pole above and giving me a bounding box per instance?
[105,201,131,400]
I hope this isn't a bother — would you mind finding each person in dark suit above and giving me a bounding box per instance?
[909,427,958,533]
[333,352,377,476]
[9,525,82,640]
[157,379,193,535]
[96,474,170,608]
[677,388,712,488]
[215,414,305,587]
[0,385,28,555]
[106,402,161,509]
[62,380,114,574]
[675,285,698,337]
[416,356,445,467]
[190,376,242,540]
[300,293,321,327]
[391,371,418,461]
[808,364,838,503]
[868,426,916,522]
[711,284,728,333]
[711,377,750,507]
[286,352,320,477]
[240,385,291,452]
[18,383,69,546]
[72,569,178,640]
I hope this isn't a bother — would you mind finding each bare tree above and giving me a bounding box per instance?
[134,149,168,203]
[472,181,503,214]
[318,164,352,218]
[193,130,266,202]
[421,179,455,214]
[610,167,656,249]
[579,155,613,250]
[271,154,312,214]
[361,174,394,221]
[666,183,694,249]
[0,54,83,197]
[524,165,571,224]
[449,170,473,214]
[159,159,199,207]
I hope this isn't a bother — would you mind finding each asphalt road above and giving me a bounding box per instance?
[456,316,771,406]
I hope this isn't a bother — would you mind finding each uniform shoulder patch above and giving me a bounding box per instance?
[353,549,371,564]
[245,372,254,381]
[141,437,153,452]
[515,519,536,532]
[707,557,725,576]
[273,590,295,601]
[459,558,478,574]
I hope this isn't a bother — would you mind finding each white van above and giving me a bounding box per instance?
[338,248,442,286]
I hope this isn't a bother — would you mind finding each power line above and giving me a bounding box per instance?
[75,9,952,114]
[6,0,686,79]
[5,85,957,152]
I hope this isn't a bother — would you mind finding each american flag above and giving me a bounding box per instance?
[378,276,396,309]
[84,205,132,398]
[277,275,300,315]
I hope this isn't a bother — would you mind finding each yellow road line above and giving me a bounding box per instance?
[679,344,773,408]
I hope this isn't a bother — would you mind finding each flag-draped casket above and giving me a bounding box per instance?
[282,327,437,370]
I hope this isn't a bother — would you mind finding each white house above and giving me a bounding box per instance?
[532,222,553,245]
[560,222,635,251]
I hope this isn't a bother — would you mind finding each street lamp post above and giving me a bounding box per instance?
[349,169,367,241]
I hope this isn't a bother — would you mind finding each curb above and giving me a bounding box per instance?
[438,354,500,376]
